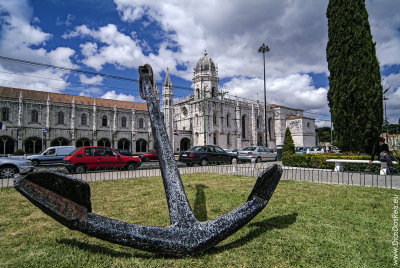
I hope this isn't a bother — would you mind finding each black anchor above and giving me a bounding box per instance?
[14,64,282,256]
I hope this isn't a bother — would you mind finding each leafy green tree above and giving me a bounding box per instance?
[316,127,332,143]
[326,0,383,153]
[282,128,295,157]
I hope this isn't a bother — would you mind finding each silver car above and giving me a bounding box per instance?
[238,146,277,163]
[0,157,35,178]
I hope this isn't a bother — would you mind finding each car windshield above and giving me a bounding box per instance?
[42,148,56,155]
[243,147,256,151]
[68,148,80,156]
[188,146,204,152]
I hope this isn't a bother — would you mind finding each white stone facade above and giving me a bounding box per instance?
[163,51,316,152]
[0,87,152,154]
[0,52,316,155]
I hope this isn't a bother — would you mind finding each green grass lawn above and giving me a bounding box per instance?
[0,174,398,267]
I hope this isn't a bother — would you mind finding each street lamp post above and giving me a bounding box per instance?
[383,87,390,142]
[258,43,270,147]
[203,85,207,145]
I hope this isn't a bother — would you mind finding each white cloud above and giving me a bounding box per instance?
[0,0,77,92]
[113,0,330,80]
[101,90,136,102]
[0,64,70,93]
[79,87,104,97]
[366,1,400,67]
[79,74,103,85]
[223,74,329,114]
[382,72,400,123]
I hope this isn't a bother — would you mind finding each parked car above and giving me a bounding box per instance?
[179,145,238,166]
[63,146,141,173]
[311,146,325,153]
[28,146,76,166]
[116,149,133,156]
[224,148,239,155]
[295,146,312,154]
[0,157,35,178]
[238,146,277,162]
[139,149,158,162]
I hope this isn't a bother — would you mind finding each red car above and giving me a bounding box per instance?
[139,149,158,162]
[63,146,141,173]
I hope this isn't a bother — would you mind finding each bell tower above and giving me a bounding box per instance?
[162,68,174,144]
[193,50,219,100]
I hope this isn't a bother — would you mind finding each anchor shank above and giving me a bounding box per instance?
[141,77,197,226]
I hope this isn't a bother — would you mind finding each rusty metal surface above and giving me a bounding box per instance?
[14,64,282,256]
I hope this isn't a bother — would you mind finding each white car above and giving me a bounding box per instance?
[238,146,277,163]
[0,157,35,178]
[28,146,76,166]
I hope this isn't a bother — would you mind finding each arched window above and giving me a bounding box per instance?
[195,114,199,125]
[136,139,147,152]
[226,114,230,127]
[257,117,260,129]
[242,115,246,139]
[196,88,200,99]
[182,107,188,117]
[1,107,10,121]
[31,110,38,123]
[118,138,130,149]
[81,114,87,126]
[57,112,64,125]
[97,138,111,147]
[213,131,218,145]
[213,113,217,125]
[121,116,127,128]
[211,87,216,98]
[102,115,107,127]
[227,133,231,145]
[139,118,144,129]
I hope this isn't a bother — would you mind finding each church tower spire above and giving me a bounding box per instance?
[162,67,174,146]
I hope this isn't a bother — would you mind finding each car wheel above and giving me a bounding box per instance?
[74,165,87,174]
[256,157,262,163]
[31,160,39,166]
[0,166,18,178]
[200,159,208,166]
[125,162,136,171]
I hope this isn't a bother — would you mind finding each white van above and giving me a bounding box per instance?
[28,146,76,166]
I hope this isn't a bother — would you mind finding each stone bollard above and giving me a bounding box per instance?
[232,158,238,173]
[251,158,256,177]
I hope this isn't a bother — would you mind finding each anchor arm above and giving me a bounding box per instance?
[139,67,197,227]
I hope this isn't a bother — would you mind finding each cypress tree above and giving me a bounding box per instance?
[282,128,295,157]
[326,0,383,153]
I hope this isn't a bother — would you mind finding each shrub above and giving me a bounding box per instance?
[281,153,397,173]
[13,149,26,156]
[282,128,295,158]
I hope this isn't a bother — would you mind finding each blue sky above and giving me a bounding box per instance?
[0,0,399,126]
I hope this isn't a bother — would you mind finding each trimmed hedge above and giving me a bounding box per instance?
[281,153,398,172]
[13,149,26,156]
